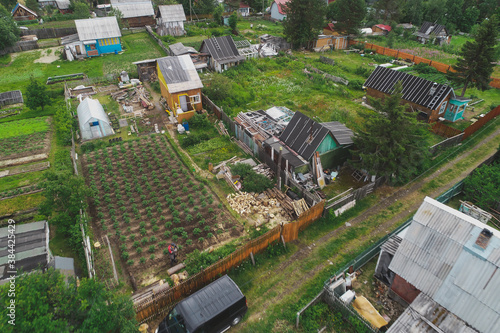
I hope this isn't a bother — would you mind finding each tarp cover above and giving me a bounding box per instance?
[351,296,388,329]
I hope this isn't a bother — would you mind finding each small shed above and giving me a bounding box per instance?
[156,4,186,37]
[372,24,392,35]
[77,97,115,141]
[11,3,38,21]
[38,0,57,8]
[0,221,51,281]
[414,22,451,45]
[55,0,72,14]
[168,42,198,56]
[0,90,23,107]
[157,55,203,122]
[199,35,245,73]
[270,0,288,21]
[110,0,155,27]
[49,256,76,279]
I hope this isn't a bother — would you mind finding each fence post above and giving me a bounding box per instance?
[296,312,300,328]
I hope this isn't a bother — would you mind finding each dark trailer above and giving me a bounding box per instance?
[157,275,247,333]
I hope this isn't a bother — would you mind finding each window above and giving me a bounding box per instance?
[439,101,447,114]
[189,94,200,104]
[90,44,96,50]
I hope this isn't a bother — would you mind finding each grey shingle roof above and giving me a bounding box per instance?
[169,42,198,56]
[279,112,353,161]
[364,66,452,110]
[199,36,245,64]
[389,197,500,333]
[75,17,122,41]
[157,4,186,22]
[417,21,447,37]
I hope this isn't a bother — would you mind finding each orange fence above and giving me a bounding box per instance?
[134,200,325,324]
[463,105,500,139]
[351,41,500,88]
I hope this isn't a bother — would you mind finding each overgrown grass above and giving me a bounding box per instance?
[0,192,44,216]
[0,170,44,192]
[0,32,167,92]
[0,116,49,139]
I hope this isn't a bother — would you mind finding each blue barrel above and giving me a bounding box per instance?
[183,122,189,131]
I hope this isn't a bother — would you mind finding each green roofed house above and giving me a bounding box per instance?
[264,111,354,175]
[0,221,51,282]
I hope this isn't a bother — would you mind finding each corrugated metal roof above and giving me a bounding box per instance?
[157,55,203,94]
[77,97,114,140]
[0,221,49,279]
[75,17,122,41]
[389,197,500,333]
[364,66,453,110]
[279,112,353,161]
[55,0,70,10]
[380,235,402,255]
[388,293,478,333]
[199,36,245,64]
[111,2,154,18]
[157,4,186,22]
[169,42,198,56]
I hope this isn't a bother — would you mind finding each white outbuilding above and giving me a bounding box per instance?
[77,97,115,141]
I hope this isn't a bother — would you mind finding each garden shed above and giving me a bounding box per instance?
[414,22,451,45]
[156,4,186,37]
[11,3,37,21]
[364,66,470,123]
[55,0,72,14]
[110,0,155,27]
[77,97,115,141]
[0,221,51,281]
[157,55,203,122]
[199,36,245,73]
[372,24,391,35]
[0,90,23,107]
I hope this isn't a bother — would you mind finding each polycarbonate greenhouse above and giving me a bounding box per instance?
[77,97,114,141]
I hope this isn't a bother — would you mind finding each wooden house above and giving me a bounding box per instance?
[38,0,57,8]
[313,35,348,51]
[364,66,470,123]
[157,55,203,122]
[264,111,354,174]
[270,0,288,21]
[156,4,186,37]
[414,22,451,45]
[238,2,250,16]
[377,197,500,333]
[372,24,392,35]
[11,3,38,21]
[199,36,245,73]
[110,0,155,27]
[67,17,122,58]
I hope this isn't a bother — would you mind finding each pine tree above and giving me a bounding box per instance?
[351,82,431,184]
[282,0,325,49]
[448,16,499,96]
[327,0,366,35]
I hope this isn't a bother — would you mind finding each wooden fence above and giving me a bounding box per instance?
[134,201,325,323]
[431,122,462,138]
[145,26,170,56]
[21,27,77,39]
[0,40,38,55]
[350,40,500,88]
[463,106,500,139]
[325,176,386,212]
[429,133,464,155]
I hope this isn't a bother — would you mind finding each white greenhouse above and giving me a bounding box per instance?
[77,97,115,141]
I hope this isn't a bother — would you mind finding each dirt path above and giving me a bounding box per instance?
[235,126,500,331]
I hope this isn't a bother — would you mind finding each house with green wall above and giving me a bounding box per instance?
[264,111,354,175]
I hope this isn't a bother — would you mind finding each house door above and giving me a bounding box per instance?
[75,45,81,55]
[179,95,188,111]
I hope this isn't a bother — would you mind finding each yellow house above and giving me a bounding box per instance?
[157,55,203,122]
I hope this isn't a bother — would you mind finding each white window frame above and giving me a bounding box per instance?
[189,94,201,104]
[439,101,447,114]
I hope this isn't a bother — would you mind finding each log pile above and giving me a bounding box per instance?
[110,85,154,111]
[227,192,282,217]
[264,188,296,218]
[131,280,169,306]
[292,199,308,217]
[252,164,274,179]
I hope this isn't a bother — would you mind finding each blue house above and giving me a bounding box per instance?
[74,17,122,57]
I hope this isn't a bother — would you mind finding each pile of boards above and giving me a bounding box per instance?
[226,192,287,218]
[110,85,154,111]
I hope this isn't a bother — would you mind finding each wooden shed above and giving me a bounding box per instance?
[156,4,186,37]
[110,0,155,27]
[11,3,38,21]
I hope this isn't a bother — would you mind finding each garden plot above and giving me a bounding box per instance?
[82,135,244,286]
[0,116,52,165]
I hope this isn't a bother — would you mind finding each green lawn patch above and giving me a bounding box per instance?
[0,170,44,192]
[0,192,44,216]
[0,116,49,139]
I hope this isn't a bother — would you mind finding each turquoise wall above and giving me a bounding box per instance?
[444,99,468,122]
[316,134,337,155]
[85,37,122,57]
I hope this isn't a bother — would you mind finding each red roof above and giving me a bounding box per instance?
[272,0,289,15]
[239,2,250,8]
[375,24,392,32]
[324,23,335,32]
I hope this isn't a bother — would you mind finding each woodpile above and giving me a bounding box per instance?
[111,85,154,111]
[292,199,308,217]
[252,164,274,179]
[264,188,296,218]
[131,279,169,306]
[227,192,282,217]
[215,120,229,136]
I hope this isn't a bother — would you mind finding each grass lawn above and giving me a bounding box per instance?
[20,20,76,29]
[0,32,167,92]
[0,192,44,216]
[0,116,49,139]
[0,170,44,192]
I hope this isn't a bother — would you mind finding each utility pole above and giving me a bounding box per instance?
[190,0,192,22]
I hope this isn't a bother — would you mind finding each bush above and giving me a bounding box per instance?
[349,79,364,90]
[230,163,274,193]
[189,113,211,129]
